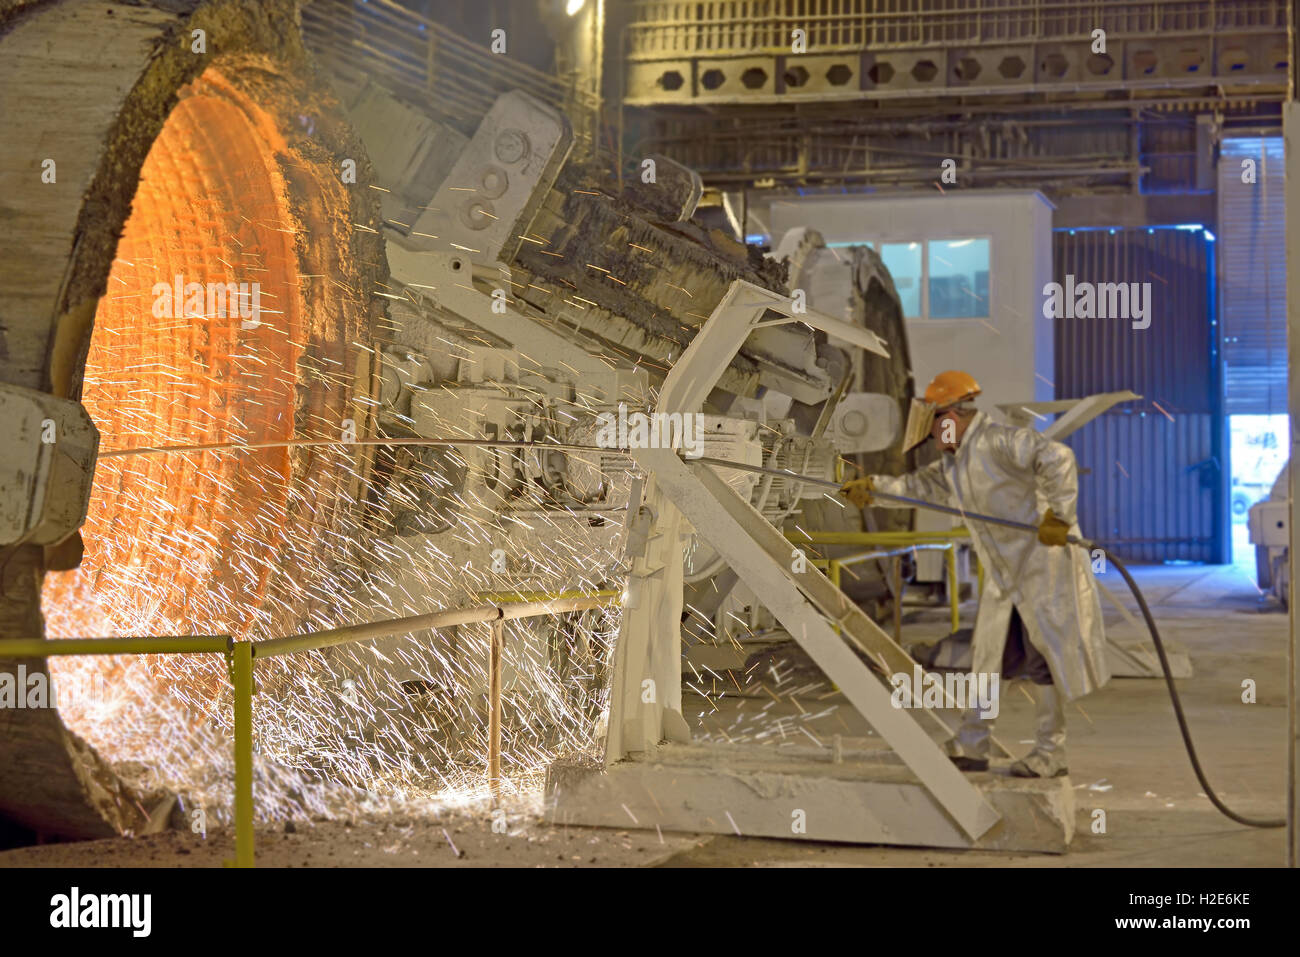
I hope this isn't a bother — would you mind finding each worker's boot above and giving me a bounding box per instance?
[945,708,991,772]
[1010,684,1068,778]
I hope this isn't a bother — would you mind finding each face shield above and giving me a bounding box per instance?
[902,398,936,452]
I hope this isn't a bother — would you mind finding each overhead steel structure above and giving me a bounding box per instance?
[618,0,1290,195]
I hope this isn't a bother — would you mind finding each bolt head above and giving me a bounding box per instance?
[494,129,530,164]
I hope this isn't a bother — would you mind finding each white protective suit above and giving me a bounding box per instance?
[872,411,1109,702]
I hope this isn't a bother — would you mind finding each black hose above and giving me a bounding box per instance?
[874,489,1286,828]
[1101,547,1283,828]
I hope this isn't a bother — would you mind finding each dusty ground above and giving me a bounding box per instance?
[0,563,1288,867]
[0,809,711,868]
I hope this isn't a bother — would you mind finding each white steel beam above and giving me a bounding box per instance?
[639,447,1000,840]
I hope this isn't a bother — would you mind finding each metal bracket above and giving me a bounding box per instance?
[996,390,1142,440]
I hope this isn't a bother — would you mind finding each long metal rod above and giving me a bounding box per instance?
[99,437,618,460]
[256,606,502,658]
[478,588,621,604]
[695,457,1082,543]
[255,597,614,658]
[0,603,616,662]
[94,439,1042,549]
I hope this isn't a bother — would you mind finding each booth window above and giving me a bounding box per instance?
[927,238,990,318]
[879,242,922,318]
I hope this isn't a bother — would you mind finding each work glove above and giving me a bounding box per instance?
[839,476,875,508]
[1037,508,1071,547]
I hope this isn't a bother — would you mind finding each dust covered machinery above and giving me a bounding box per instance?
[0,0,913,838]
[323,81,914,785]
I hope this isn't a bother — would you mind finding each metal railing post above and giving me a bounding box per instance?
[947,543,960,634]
[487,616,504,805]
[892,555,903,642]
[232,640,254,868]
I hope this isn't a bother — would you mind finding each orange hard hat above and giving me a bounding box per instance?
[922,370,981,409]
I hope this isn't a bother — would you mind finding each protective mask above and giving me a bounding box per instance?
[902,398,936,451]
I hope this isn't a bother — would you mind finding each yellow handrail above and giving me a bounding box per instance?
[0,636,230,656]
[785,529,971,545]
[0,594,621,868]
[231,641,254,869]
[792,528,971,643]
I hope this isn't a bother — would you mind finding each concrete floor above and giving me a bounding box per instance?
[0,562,1289,867]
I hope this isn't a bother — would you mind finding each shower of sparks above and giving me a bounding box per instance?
[39,93,632,828]
[44,254,632,818]
[680,587,843,749]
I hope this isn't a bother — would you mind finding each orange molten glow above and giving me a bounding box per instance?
[41,68,317,764]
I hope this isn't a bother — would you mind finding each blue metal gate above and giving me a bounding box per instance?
[1053,226,1224,563]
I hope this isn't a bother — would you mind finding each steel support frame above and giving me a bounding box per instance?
[604,278,999,840]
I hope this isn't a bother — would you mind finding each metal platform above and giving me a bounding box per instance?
[548,741,1074,853]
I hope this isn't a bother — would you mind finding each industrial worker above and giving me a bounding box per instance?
[839,370,1108,778]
